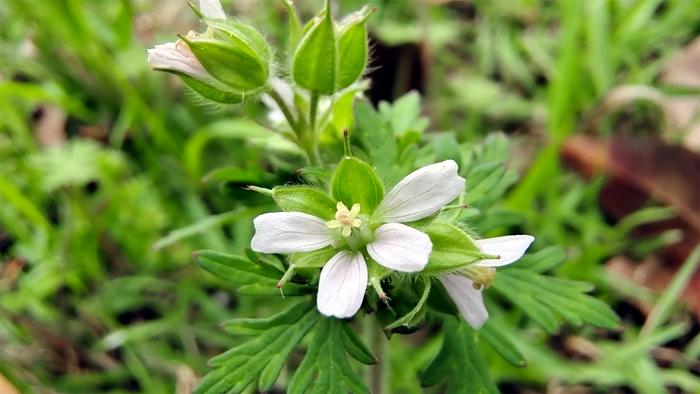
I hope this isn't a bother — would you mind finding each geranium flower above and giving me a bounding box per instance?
[440,235,534,328]
[251,160,465,318]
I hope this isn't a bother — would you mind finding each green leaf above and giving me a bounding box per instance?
[222,301,312,335]
[292,2,337,94]
[493,268,620,332]
[379,91,428,135]
[512,246,567,273]
[153,209,248,251]
[420,319,498,393]
[340,324,377,365]
[194,250,280,286]
[290,246,337,268]
[288,318,368,394]
[196,301,320,393]
[423,222,485,274]
[353,99,397,179]
[431,132,462,168]
[337,8,372,89]
[330,156,384,213]
[272,185,337,220]
[479,320,526,367]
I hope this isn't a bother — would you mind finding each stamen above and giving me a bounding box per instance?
[463,265,496,289]
[326,202,362,237]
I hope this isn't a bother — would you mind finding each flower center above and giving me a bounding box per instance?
[326,202,362,237]
[463,265,496,290]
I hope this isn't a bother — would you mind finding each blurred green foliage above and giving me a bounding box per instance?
[1,0,699,393]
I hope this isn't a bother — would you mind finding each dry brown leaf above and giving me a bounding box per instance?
[0,373,20,394]
[562,135,700,317]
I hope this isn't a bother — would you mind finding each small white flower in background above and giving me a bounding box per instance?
[440,235,534,329]
[199,0,226,19]
[251,160,465,318]
[146,0,223,78]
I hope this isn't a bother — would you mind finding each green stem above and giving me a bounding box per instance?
[267,87,299,135]
[305,92,322,166]
[309,92,319,134]
[368,319,387,393]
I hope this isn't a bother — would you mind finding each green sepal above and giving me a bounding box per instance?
[181,21,269,93]
[291,1,337,94]
[337,7,373,89]
[282,0,302,54]
[331,157,384,213]
[422,222,487,274]
[205,18,272,65]
[272,185,337,220]
[182,75,243,103]
[290,246,337,268]
[385,278,431,330]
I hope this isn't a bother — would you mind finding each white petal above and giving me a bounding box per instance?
[317,251,368,318]
[440,274,488,329]
[376,160,465,223]
[200,0,226,19]
[476,235,534,267]
[251,212,333,253]
[366,223,432,272]
[147,41,210,80]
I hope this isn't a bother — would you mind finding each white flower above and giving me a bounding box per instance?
[440,235,534,329]
[147,39,211,80]
[251,160,465,318]
[199,0,225,19]
[146,0,224,79]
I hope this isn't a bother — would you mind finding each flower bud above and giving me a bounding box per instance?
[292,2,373,95]
[147,39,243,103]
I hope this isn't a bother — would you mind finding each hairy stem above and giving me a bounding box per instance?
[267,87,298,134]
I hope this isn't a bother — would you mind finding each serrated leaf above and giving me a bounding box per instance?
[222,301,311,335]
[194,250,281,286]
[340,324,377,365]
[272,185,337,220]
[330,156,384,213]
[353,99,397,179]
[288,318,368,394]
[510,246,567,273]
[493,268,620,332]
[196,301,320,394]
[421,319,498,393]
[479,320,526,367]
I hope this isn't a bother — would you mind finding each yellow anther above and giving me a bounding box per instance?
[463,265,496,290]
[326,202,362,237]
